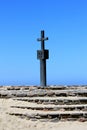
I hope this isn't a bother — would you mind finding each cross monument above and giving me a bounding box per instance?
[37,30,49,86]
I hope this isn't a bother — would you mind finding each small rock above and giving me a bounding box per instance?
[78,118,87,122]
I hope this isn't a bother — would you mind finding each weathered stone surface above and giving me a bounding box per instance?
[1,85,87,122]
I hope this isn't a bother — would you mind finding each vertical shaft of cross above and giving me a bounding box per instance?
[41,31,45,50]
[37,30,49,86]
[40,31,46,86]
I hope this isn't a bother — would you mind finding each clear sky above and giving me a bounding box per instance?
[0,0,87,85]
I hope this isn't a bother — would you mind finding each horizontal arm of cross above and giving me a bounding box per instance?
[37,37,48,42]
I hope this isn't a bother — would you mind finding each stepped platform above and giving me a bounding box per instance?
[1,85,87,122]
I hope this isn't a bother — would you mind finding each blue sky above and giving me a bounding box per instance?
[0,0,87,85]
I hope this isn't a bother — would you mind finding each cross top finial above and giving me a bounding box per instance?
[37,30,48,42]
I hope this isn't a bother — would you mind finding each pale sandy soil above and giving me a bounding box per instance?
[0,98,87,130]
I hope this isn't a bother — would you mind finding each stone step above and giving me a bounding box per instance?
[1,85,87,90]
[1,85,87,98]
[8,111,87,121]
[11,104,87,111]
[37,85,87,90]
[1,88,87,98]
[1,86,87,90]
[13,97,87,105]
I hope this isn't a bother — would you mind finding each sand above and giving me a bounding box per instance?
[0,98,87,130]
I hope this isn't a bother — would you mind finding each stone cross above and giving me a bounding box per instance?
[37,30,49,86]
